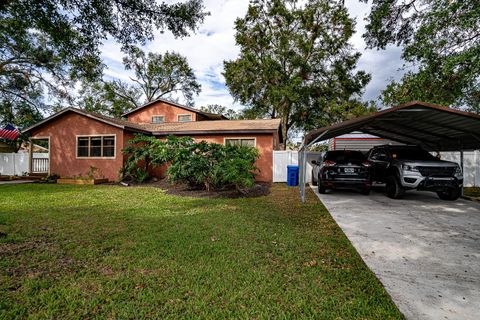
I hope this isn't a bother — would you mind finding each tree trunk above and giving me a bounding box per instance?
[281,119,288,150]
[280,101,290,150]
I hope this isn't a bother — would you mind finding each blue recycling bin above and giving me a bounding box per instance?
[287,165,299,186]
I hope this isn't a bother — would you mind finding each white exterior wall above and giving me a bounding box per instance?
[0,153,48,176]
[329,132,402,152]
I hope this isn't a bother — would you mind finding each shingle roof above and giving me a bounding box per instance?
[143,119,282,135]
[23,107,281,136]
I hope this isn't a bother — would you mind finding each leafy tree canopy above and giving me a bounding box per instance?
[79,48,201,117]
[0,0,207,130]
[224,0,372,147]
[362,0,479,113]
[200,104,242,120]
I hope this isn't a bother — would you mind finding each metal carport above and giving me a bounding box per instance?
[299,101,480,202]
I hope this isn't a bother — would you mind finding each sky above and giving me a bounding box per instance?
[100,0,406,111]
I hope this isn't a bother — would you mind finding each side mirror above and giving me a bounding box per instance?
[311,160,318,165]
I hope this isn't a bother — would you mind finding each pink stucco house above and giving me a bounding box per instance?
[23,99,282,182]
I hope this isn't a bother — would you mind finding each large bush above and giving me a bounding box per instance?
[122,135,259,191]
[121,135,169,182]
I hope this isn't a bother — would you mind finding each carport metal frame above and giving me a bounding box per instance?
[299,101,480,202]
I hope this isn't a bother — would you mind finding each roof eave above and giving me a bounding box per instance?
[152,129,279,136]
[22,108,139,135]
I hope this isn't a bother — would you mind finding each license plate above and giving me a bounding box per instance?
[344,168,355,173]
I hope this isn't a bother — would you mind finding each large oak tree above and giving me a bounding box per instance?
[224,0,372,147]
[362,0,479,113]
[0,0,207,130]
[80,48,201,117]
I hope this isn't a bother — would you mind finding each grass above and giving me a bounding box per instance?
[0,183,403,319]
[464,187,480,198]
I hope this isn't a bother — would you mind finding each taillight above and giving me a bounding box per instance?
[323,160,336,167]
[362,161,372,167]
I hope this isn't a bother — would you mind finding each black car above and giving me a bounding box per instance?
[312,150,372,194]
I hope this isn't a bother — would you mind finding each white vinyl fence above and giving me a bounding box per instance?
[0,153,49,176]
[441,151,480,187]
[273,150,480,187]
[273,151,323,183]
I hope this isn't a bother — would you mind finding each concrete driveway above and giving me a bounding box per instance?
[312,186,480,320]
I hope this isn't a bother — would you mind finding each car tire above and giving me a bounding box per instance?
[385,175,404,199]
[311,170,318,186]
[318,182,327,194]
[437,187,461,201]
[360,188,371,195]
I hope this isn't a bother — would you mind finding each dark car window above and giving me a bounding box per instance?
[388,147,436,160]
[370,148,388,161]
[324,151,365,163]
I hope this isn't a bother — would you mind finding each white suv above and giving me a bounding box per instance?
[366,145,463,200]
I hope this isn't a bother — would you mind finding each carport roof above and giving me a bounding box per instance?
[304,101,480,151]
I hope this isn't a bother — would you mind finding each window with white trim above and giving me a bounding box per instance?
[177,114,192,122]
[77,136,115,158]
[225,138,256,147]
[151,115,165,123]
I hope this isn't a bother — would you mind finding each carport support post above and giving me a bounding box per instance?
[301,148,307,202]
[299,130,329,203]
[460,150,464,196]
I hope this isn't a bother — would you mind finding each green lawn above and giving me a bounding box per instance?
[464,187,480,198]
[0,184,403,319]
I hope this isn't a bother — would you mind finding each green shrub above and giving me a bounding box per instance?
[165,136,259,191]
[122,134,169,182]
[42,174,60,183]
[122,135,259,191]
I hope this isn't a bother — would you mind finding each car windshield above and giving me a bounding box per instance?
[389,148,437,160]
[324,151,364,163]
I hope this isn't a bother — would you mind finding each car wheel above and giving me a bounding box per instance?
[385,175,404,199]
[360,188,371,195]
[437,187,461,201]
[318,182,327,194]
[311,170,318,186]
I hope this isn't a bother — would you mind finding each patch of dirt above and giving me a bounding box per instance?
[0,237,81,278]
[115,178,271,199]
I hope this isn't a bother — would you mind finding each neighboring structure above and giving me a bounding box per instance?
[328,132,401,152]
[22,98,282,182]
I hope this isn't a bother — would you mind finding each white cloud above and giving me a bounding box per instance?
[345,0,406,102]
[100,0,405,109]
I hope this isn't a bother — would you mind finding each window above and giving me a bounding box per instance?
[225,138,256,147]
[389,147,436,161]
[370,148,388,161]
[151,115,165,123]
[77,136,116,158]
[177,114,192,122]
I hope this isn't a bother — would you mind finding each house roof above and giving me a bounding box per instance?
[121,97,227,120]
[22,108,150,134]
[303,101,480,151]
[22,107,281,137]
[143,118,282,135]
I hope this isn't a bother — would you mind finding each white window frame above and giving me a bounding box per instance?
[224,137,257,148]
[76,134,117,159]
[151,115,165,123]
[177,114,193,122]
